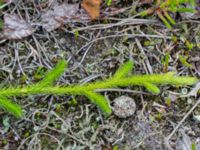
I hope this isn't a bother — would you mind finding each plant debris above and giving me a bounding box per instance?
[82,0,102,19]
[41,3,89,32]
[0,14,35,39]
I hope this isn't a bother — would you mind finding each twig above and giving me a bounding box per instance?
[74,19,157,31]
[135,38,153,74]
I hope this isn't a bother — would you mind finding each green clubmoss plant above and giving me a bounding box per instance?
[0,60,198,118]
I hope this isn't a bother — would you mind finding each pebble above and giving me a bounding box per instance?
[112,96,136,118]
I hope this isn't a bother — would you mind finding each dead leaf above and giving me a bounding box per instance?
[41,3,89,32]
[41,3,130,32]
[82,0,101,19]
[1,14,35,39]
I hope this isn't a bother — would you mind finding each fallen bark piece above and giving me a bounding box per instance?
[1,14,35,39]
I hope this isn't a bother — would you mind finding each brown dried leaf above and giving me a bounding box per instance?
[41,3,88,32]
[1,14,35,39]
[81,0,101,20]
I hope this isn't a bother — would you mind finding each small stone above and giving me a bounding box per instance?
[112,96,136,118]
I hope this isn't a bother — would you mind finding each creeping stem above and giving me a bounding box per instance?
[0,73,197,97]
[0,60,198,117]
